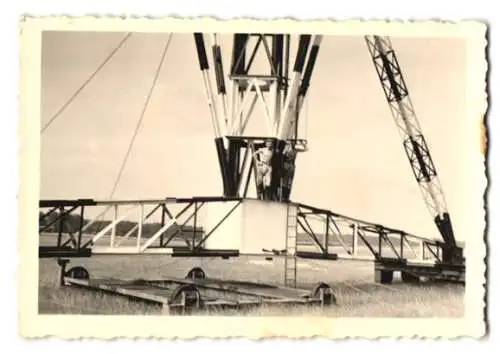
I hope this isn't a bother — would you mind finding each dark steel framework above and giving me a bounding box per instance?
[37,33,467,313]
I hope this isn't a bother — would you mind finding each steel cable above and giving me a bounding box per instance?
[108,34,173,200]
[41,33,133,134]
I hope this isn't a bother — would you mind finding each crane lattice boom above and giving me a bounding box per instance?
[365,35,461,263]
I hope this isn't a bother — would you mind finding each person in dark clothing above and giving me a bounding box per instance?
[281,141,297,201]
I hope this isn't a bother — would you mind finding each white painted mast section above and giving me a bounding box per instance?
[230,35,250,136]
[271,79,280,135]
[223,35,312,140]
[254,80,274,134]
[276,70,302,139]
[229,73,237,134]
[283,97,298,141]
[208,69,228,139]
[196,33,224,139]
[238,94,258,135]
[227,77,277,137]
[201,67,222,137]
[294,35,323,125]
[261,36,281,136]
[276,35,323,140]
[229,80,255,134]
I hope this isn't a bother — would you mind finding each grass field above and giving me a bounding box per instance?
[38,251,465,317]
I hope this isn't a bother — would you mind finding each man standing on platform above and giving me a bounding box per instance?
[254,139,274,200]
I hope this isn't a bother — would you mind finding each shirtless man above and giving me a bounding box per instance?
[254,139,274,199]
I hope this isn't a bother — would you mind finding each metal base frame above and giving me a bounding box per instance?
[58,264,337,315]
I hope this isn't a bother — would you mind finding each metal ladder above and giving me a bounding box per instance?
[284,204,298,288]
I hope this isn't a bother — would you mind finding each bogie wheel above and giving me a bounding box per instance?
[169,284,202,314]
[311,282,337,306]
[65,266,90,280]
[401,271,420,283]
[186,267,206,280]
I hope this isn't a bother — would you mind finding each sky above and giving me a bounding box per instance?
[39,31,480,243]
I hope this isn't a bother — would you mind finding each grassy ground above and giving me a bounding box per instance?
[38,254,465,317]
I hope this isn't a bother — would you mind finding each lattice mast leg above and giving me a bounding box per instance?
[194,33,322,202]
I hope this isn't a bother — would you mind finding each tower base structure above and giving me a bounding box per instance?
[202,198,291,255]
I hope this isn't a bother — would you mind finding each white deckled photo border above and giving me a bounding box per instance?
[18,16,488,339]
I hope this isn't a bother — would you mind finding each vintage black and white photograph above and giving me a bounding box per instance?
[19,17,487,338]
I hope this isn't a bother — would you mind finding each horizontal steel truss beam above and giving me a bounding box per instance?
[293,202,454,265]
[38,196,455,265]
[39,196,238,208]
[39,196,242,258]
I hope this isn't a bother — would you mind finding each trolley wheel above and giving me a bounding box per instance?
[65,266,90,280]
[169,284,202,311]
[186,267,206,279]
[311,282,336,306]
